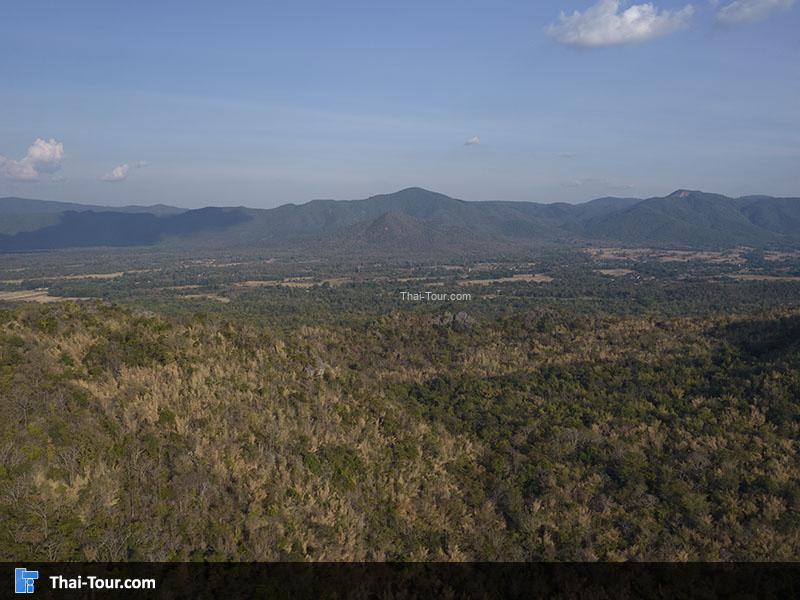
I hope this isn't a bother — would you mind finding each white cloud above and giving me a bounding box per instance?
[100,160,148,182]
[0,138,65,181]
[547,0,694,47]
[100,164,131,182]
[464,136,481,146]
[716,0,794,24]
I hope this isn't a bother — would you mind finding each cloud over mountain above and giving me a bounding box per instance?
[547,0,694,47]
[100,161,148,182]
[0,138,65,181]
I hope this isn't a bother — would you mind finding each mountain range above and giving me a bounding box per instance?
[1,188,799,255]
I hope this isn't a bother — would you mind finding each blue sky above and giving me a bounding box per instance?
[1,0,798,207]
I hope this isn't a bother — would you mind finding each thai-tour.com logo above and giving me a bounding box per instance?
[14,567,156,593]
[15,568,39,594]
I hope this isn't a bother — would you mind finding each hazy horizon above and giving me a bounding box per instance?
[5,185,793,212]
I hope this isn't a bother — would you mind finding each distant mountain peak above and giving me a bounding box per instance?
[368,187,461,203]
[396,186,433,194]
[668,189,703,199]
[394,186,439,195]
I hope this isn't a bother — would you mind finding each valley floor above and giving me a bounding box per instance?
[1,247,799,560]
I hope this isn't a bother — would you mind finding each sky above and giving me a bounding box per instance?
[1,0,798,208]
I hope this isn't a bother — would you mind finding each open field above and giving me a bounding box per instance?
[0,289,86,303]
[596,269,636,277]
[727,274,800,282]
[764,251,800,262]
[179,293,231,303]
[237,279,316,289]
[586,247,749,265]
[457,274,553,286]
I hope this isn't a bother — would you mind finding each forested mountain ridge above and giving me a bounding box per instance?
[0,208,251,251]
[2,188,800,254]
[0,197,185,236]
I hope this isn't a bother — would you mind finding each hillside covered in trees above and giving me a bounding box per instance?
[2,296,799,561]
[4,189,800,255]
